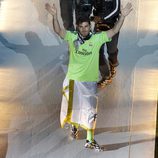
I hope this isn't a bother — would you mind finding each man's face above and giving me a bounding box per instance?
[77,22,91,37]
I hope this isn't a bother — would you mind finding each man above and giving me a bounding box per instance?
[92,0,121,87]
[59,0,94,70]
[45,2,132,151]
[60,0,93,31]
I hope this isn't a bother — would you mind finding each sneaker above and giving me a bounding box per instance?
[109,61,117,78]
[110,66,116,78]
[70,125,78,139]
[84,139,102,152]
[97,76,112,88]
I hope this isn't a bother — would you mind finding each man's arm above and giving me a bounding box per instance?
[45,3,66,39]
[106,2,132,39]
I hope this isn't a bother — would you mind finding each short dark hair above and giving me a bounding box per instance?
[76,16,91,25]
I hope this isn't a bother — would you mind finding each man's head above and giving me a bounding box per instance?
[76,16,91,37]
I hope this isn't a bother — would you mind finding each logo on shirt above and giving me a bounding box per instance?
[76,49,92,56]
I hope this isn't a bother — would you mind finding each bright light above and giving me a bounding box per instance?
[133,68,158,101]
[0,67,21,133]
[0,1,8,31]
[137,1,158,31]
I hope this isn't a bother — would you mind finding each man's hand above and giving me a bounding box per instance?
[106,2,133,39]
[45,3,57,16]
[45,3,65,39]
[121,2,133,17]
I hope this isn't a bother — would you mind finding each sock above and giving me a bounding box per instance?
[86,129,94,142]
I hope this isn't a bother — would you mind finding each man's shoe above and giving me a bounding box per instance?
[97,77,112,88]
[109,64,116,78]
[84,139,102,152]
[70,125,78,139]
[109,60,118,78]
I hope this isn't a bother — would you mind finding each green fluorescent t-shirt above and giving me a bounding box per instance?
[64,31,111,82]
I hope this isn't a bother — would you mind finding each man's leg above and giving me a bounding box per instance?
[98,44,112,87]
[85,129,102,151]
[86,129,94,142]
[106,32,120,77]
[60,0,75,31]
